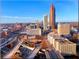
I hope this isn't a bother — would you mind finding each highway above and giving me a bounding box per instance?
[2,39,64,59]
[0,30,23,49]
[1,31,64,59]
[2,31,30,59]
[21,43,64,59]
[27,46,41,59]
[44,50,51,59]
[47,49,64,59]
[2,40,64,59]
[41,48,64,59]
[44,39,64,59]
[21,44,34,50]
[0,32,19,49]
[3,38,23,58]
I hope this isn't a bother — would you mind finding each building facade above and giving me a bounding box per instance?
[47,32,76,55]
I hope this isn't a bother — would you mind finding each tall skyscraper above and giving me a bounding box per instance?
[50,4,55,30]
[43,15,48,31]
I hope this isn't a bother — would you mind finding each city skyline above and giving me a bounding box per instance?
[0,0,78,23]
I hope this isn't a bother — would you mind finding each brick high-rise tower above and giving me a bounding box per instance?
[50,4,55,30]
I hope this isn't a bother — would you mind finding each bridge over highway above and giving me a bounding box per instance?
[1,31,64,59]
[3,38,23,58]
[3,41,64,59]
[27,46,41,59]
[0,32,19,49]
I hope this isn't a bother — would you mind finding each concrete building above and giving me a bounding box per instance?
[57,23,70,35]
[26,28,41,36]
[26,24,37,29]
[49,4,55,30]
[43,15,48,31]
[48,32,76,55]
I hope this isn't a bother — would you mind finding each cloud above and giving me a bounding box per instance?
[0,16,37,19]
[0,16,42,23]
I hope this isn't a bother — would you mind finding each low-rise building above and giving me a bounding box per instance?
[26,28,41,36]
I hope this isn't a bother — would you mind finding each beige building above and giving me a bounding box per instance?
[57,23,70,35]
[55,39,76,55]
[48,32,76,55]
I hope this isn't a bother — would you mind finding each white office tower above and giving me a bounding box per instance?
[43,15,48,31]
[48,32,76,55]
[58,23,70,35]
[36,20,40,28]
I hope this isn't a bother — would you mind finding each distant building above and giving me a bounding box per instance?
[26,23,37,29]
[43,15,48,31]
[48,32,76,55]
[36,20,40,28]
[26,28,41,36]
[57,23,70,35]
[49,4,55,30]
[14,23,22,31]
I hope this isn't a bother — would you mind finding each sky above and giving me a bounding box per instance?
[0,0,78,23]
